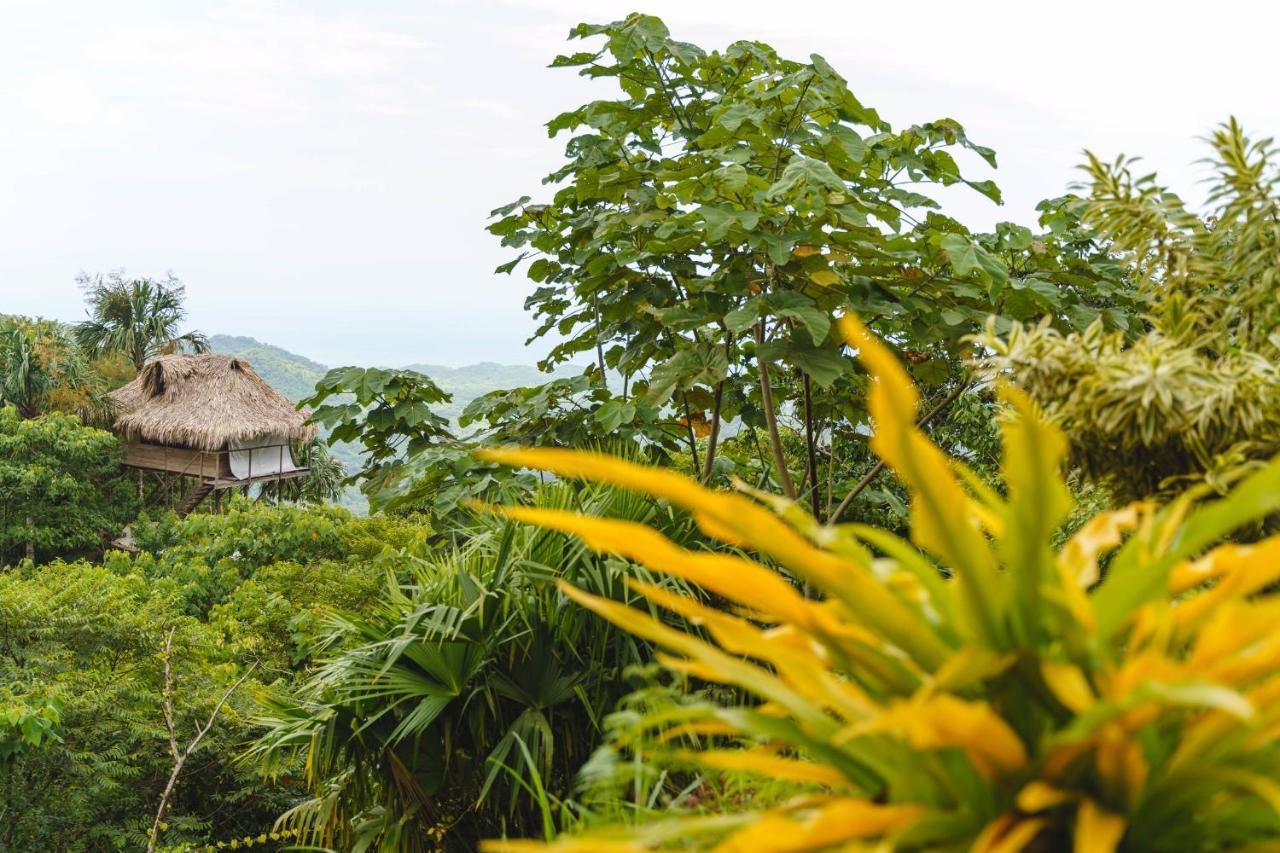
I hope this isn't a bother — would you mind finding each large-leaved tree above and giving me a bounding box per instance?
[489,14,1137,519]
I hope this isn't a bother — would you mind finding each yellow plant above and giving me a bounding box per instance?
[479,315,1280,852]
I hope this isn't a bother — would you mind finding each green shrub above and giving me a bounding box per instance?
[247,481,702,851]
[0,407,136,565]
[0,560,281,850]
[127,497,429,616]
[982,121,1280,502]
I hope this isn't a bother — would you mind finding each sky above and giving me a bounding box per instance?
[1,0,1277,367]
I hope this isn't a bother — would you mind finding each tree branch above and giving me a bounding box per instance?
[825,379,970,525]
[701,378,724,482]
[147,633,258,853]
[755,319,796,498]
[801,372,820,517]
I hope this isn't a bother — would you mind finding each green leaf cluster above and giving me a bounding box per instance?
[0,499,422,849]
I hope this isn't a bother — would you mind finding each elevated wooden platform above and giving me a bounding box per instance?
[121,441,309,486]
[122,440,310,515]
[122,441,229,479]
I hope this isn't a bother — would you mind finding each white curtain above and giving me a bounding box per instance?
[228,436,301,479]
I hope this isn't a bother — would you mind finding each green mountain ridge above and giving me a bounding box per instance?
[207,334,581,423]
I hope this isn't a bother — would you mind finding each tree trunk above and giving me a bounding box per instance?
[680,392,701,474]
[755,320,795,498]
[592,295,607,377]
[24,517,34,562]
[801,373,820,517]
[701,380,724,482]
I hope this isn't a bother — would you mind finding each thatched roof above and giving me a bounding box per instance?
[110,354,316,450]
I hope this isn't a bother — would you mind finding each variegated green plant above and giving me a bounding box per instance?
[979,120,1280,502]
[478,315,1280,852]
[977,316,1280,500]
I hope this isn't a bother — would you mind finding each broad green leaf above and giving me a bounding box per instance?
[594,399,636,432]
[940,234,981,278]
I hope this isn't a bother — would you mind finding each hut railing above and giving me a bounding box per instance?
[126,441,311,485]
[204,442,312,485]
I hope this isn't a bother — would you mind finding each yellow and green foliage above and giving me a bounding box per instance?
[981,121,1280,501]
[480,316,1280,852]
[0,315,114,422]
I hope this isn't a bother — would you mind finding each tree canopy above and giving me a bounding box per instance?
[0,407,134,564]
[0,316,113,422]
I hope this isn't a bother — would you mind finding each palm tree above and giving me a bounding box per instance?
[248,477,703,850]
[257,439,348,504]
[74,272,209,371]
[0,316,111,421]
[0,322,49,419]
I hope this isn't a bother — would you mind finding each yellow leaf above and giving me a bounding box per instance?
[807,269,841,287]
[481,448,950,671]
[711,799,924,852]
[1170,536,1280,630]
[658,654,732,684]
[1016,781,1073,813]
[654,720,741,742]
[973,814,1046,853]
[1074,800,1125,853]
[839,314,1005,646]
[1041,661,1096,714]
[487,504,814,629]
[680,749,851,788]
[1059,504,1147,588]
[932,647,1015,691]
[849,693,1027,777]
[557,581,834,731]
[1188,598,1280,684]
[837,315,918,427]
[630,579,878,721]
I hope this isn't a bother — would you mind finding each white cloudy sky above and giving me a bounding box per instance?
[1,0,1274,366]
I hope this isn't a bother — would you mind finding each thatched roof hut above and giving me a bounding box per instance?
[111,354,315,451]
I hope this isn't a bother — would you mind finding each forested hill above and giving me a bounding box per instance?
[206,335,328,403]
[208,334,579,423]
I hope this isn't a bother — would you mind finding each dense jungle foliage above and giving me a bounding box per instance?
[7,12,1280,853]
